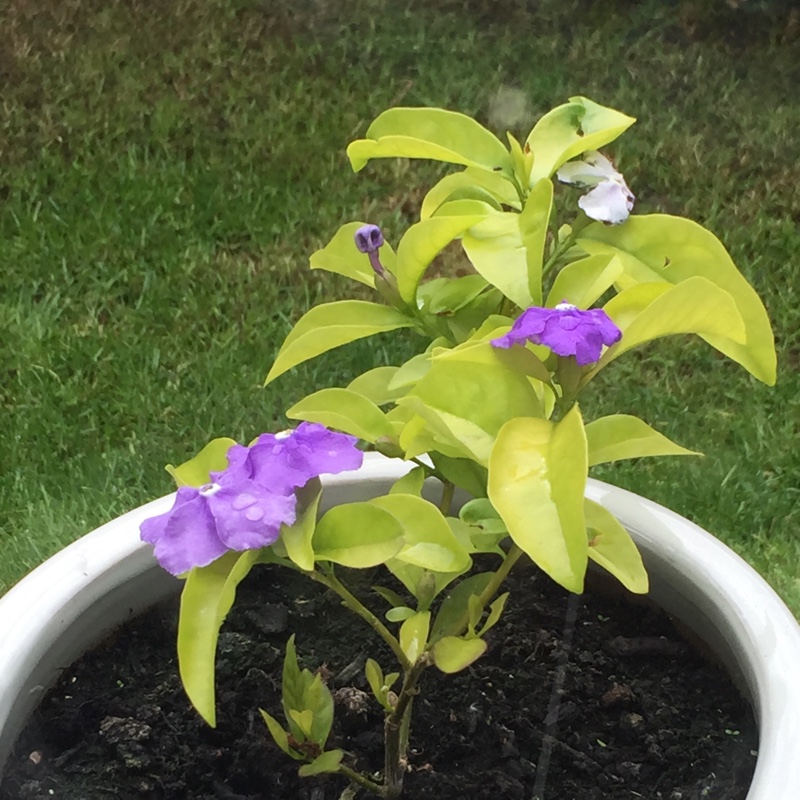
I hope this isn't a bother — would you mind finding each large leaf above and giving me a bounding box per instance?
[370,493,471,573]
[313,502,404,567]
[395,213,487,304]
[585,499,648,594]
[348,107,514,175]
[347,366,403,405]
[287,387,394,443]
[585,414,699,467]
[546,254,622,309]
[488,406,588,593]
[166,437,236,487]
[421,167,521,219]
[178,550,260,726]
[521,177,554,304]
[309,221,397,286]
[398,341,545,464]
[265,301,413,385]
[577,215,776,384]
[526,96,636,184]
[593,276,746,375]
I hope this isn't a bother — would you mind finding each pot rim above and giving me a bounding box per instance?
[0,453,798,798]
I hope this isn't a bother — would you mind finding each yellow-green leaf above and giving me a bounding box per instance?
[546,254,623,309]
[389,466,427,496]
[399,611,431,663]
[421,167,521,219]
[265,301,413,385]
[280,481,322,572]
[577,215,776,384]
[585,414,700,467]
[348,107,514,175]
[166,438,236,487]
[313,502,404,567]
[287,388,394,443]
[347,366,403,405]
[260,710,301,759]
[178,550,260,726]
[488,406,589,593]
[526,96,636,184]
[585,499,648,594]
[298,750,344,777]
[432,636,488,673]
[593,277,746,375]
[521,178,553,304]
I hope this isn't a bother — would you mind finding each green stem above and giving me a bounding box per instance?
[310,568,411,671]
[337,763,386,796]
[439,480,455,515]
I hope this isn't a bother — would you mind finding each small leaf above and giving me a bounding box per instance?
[287,388,394,443]
[280,481,322,572]
[477,592,509,637]
[432,572,493,640]
[298,750,344,777]
[348,366,403,405]
[432,636,488,673]
[399,611,431,663]
[265,301,413,385]
[585,414,700,466]
[166,438,236,487]
[390,466,427,496]
[421,167,521,219]
[260,710,302,759]
[364,658,384,700]
[585,500,648,594]
[386,606,417,622]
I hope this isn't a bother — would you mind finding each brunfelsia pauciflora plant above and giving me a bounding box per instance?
[141,96,776,798]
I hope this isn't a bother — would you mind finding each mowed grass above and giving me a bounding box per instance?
[1,0,798,613]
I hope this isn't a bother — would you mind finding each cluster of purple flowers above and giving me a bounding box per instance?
[140,423,363,575]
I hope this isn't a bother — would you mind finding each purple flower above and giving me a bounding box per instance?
[224,422,364,495]
[140,423,364,575]
[354,224,386,276]
[556,151,634,225]
[140,478,297,575]
[491,302,622,365]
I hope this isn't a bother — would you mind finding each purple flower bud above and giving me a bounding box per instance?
[354,224,386,276]
[354,224,384,253]
[140,423,364,575]
[491,302,622,366]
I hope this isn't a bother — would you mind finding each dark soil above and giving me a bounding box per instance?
[1,561,757,800]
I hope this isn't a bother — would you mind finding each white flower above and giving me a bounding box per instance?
[556,151,635,225]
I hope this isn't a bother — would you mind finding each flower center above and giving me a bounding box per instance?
[199,482,221,497]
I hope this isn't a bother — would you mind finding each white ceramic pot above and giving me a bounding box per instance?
[1,453,799,797]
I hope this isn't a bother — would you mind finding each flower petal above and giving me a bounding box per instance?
[556,151,619,187]
[578,180,634,224]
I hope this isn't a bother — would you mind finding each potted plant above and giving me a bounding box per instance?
[1,97,798,798]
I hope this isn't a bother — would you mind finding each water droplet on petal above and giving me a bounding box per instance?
[245,506,265,522]
[233,493,256,510]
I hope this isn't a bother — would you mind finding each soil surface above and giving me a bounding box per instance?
[1,561,757,800]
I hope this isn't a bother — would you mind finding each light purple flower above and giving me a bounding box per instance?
[141,423,364,575]
[491,302,622,365]
[140,478,297,575]
[354,224,386,275]
[556,151,634,224]
[224,423,363,495]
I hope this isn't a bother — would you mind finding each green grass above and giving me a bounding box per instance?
[1,0,798,615]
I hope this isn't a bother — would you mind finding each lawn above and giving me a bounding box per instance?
[1,0,798,613]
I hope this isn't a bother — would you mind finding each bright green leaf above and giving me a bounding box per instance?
[347,366,403,405]
[577,215,776,384]
[313,502,404,567]
[178,550,260,726]
[526,96,636,184]
[546,254,623,308]
[348,107,514,175]
[260,710,302,759]
[395,214,487,304]
[389,466,427,496]
[594,277,746,375]
[265,301,413,385]
[585,414,700,467]
[432,636,487,673]
[421,167,521,219]
[298,750,344,777]
[399,611,431,663]
[488,406,589,593]
[585,499,648,594]
[521,178,553,304]
[430,454,487,497]
[478,592,509,637]
[418,274,490,315]
[287,388,393,443]
[386,606,417,622]
[432,572,493,639]
[280,481,322,572]
[166,437,236,487]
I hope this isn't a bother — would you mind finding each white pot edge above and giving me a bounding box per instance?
[0,452,798,798]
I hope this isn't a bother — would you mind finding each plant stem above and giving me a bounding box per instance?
[439,480,455,515]
[309,568,411,671]
[337,763,386,796]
